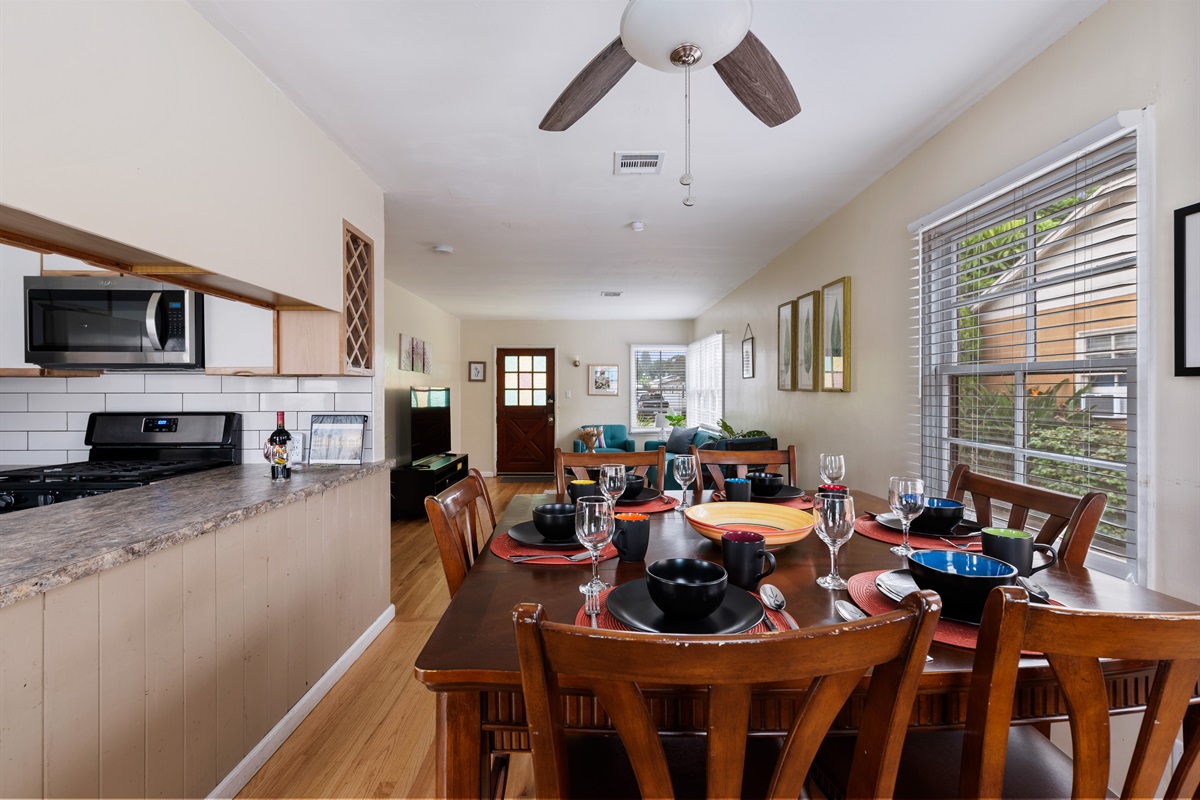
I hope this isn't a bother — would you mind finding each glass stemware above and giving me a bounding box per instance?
[888,476,926,556]
[819,453,846,486]
[672,454,697,512]
[814,492,855,589]
[575,497,615,596]
[598,463,626,508]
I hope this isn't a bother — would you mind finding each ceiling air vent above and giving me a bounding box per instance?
[614,152,664,176]
[601,291,623,297]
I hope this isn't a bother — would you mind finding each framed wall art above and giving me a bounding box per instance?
[777,299,797,391]
[821,277,851,391]
[468,361,486,381]
[309,414,368,465]
[1176,202,1200,376]
[741,324,755,379]
[588,364,619,396]
[796,290,821,392]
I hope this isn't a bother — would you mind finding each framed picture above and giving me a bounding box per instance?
[588,364,619,396]
[1175,202,1200,376]
[308,414,367,465]
[468,361,486,381]
[821,277,851,391]
[741,329,755,379]
[796,290,821,392]
[777,299,797,391]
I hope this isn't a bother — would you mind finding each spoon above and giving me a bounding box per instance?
[759,584,799,630]
[835,600,866,622]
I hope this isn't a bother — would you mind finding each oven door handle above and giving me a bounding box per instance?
[145,292,164,351]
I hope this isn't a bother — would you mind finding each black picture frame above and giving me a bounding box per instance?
[1176,202,1200,376]
[741,329,754,379]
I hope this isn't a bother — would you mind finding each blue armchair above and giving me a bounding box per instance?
[644,428,721,490]
[572,424,636,453]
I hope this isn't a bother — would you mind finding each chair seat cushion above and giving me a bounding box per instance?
[814,724,1103,800]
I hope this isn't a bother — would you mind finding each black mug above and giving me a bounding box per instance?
[567,480,602,503]
[721,530,776,591]
[724,478,752,502]
[613,513,650,562]
[981,528,1057,577]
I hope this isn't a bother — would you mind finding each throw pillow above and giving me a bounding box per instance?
[593,427,606,449]
[665,426,698,455]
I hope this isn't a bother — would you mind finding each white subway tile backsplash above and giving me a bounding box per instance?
[1,450,67,466]
[30,393,105,412]
[184,393,259,412]
[298,377,373,393]
[0,432,27,449]
[103,394,183,412]
[67,413,92,430]
[241,411,294,431]
[0,395,26,412]
[68,450,90,461]
[0,377,67,393]
[334,393,373,412]
[258,393,336,412]
[145,374,224,393]
[28,431,87,450]
[0,412,67,431]
[221,376,298,394]
[65,374,146,393]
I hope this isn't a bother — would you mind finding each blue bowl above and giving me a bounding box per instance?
[914,497,965,532]
[906,549,1017,623]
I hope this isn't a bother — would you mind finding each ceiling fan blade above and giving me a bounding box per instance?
[539,36,636,131]
[713,31,801,127]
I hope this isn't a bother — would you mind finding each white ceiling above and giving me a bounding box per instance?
[191,0,1104,321]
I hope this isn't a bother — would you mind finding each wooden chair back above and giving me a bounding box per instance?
[689,444,799,503]
[423,468,496,598]
[959,586,1200,800]
[553,447,667,493]
[946,464,1107,566]
[514,590,942,800]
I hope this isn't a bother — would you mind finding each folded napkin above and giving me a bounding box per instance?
[852,515,982,552]
[572,586,793,632]
[490,532,617,563]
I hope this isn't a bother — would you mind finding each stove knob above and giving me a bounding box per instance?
[36,494,56,507]
[0,494,13,510]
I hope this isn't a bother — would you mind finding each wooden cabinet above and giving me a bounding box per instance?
[391,454,469,519]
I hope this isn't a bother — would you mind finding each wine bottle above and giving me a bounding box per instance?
[265,411,292,481]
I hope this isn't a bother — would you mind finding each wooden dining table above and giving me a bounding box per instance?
[413,490,1200,799]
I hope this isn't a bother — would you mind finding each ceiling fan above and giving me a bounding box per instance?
[539,0,800,132]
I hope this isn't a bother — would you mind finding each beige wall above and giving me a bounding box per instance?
[458,319,694,473]
[694,0,1200,601]
[0,0,383,311]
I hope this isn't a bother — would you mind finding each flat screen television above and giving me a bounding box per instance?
[410,386,451,464]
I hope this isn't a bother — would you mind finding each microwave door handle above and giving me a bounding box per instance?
[145,292,164,351]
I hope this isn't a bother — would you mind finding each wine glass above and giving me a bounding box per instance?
[575,497,615,597]
[673,454,697,512]
[888,476,926,556]
[814,492,855,589]
[819,453,846,486]
[598,463,626,507]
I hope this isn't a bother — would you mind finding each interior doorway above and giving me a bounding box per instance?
[495,348,556,476]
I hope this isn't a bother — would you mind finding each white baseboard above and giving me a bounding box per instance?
[208,604,397,799]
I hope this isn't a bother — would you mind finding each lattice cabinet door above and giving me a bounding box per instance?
[343,221,374,374]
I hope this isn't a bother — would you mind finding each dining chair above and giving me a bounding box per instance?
[554,446,667,493]
[688,443,798,503]
[815,586,1200,800]
[512,590,942,800]
[947,463,1108,566]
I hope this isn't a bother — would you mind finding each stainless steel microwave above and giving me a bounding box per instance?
[24,275,204,369]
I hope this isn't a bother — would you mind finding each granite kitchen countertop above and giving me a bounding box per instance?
[0,461,392,607]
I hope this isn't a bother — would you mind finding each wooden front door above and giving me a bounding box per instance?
[495,348,555,474]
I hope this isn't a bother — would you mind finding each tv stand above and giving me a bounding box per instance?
[391,453,469,519]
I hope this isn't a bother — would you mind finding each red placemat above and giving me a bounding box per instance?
[489,532,617,563]
[619,495,678,513]
[572,587,793,633]
[711,491,814,511]
[853,515,982,552]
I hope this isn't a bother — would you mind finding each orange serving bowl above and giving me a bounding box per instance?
[684,502,814,548]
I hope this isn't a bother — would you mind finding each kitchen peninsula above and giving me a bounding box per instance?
[0,462,393,799]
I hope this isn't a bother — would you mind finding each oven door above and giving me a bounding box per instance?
[25,275,203,368]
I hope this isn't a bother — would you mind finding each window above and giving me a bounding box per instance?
[915,122,1139,575]
[686,332,724,432]
[629,345,686,432]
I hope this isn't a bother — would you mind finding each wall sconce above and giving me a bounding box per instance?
[572,355,581,367]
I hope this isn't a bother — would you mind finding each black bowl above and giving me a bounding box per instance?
[747,471,784,497]
[531,503,577,541]
[645,558,728,620]
[914,497,965,532]
[619,474,645,500]
[906,549,1017,623]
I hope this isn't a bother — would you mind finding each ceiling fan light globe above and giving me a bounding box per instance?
[620,0,752,73]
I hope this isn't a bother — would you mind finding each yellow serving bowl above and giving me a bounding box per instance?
[684,502,814,547]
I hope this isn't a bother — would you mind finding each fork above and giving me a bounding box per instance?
[510,552,592,563]
[939,537,977,550]
[585,589,601,628]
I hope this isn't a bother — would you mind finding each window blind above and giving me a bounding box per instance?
[686,332,725,432]
[629,345,686,432]
[916,128,1138,571]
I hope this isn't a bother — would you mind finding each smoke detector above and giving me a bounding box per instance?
[432,244,454,255]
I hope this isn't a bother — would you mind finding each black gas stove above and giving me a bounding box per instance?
[0,412,242,514]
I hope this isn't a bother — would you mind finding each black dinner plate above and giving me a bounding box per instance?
[506,520,583,550]
[606,580,765,634]
[752,485,806,502]
[874,512,983,538]
[616,487,662,506]
[875,569,979,624]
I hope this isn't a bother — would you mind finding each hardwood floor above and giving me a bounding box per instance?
[237,476,552,799]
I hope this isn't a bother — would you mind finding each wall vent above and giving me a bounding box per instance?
[614,152,664,175]
[601,291,623,297]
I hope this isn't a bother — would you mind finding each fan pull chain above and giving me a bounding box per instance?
[680,62,694,207]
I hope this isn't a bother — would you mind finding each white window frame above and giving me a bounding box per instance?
[628,344,686,434]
